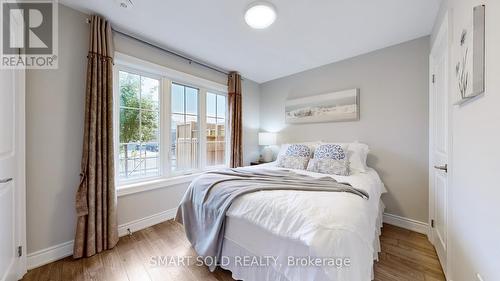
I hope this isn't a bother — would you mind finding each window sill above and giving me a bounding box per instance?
[117,174,199,197]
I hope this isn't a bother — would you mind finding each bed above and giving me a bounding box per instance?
[219,163,386,281]
[177,154,386,281]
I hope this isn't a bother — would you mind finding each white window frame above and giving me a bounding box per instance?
[113,52,228,195]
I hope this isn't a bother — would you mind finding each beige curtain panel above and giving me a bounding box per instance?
[74,15,118,258]
[228,72,243,168]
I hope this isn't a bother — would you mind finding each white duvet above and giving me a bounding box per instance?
[225,163,387,281]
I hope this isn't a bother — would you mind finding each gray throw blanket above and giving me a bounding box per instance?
[175,168,369,271]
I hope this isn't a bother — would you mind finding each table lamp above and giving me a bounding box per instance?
[258,132,277,162]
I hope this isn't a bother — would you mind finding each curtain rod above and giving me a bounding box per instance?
[86,18,231,76]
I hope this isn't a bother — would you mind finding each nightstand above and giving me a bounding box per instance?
[250,160,268,166]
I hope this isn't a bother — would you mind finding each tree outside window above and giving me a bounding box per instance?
[119,71,160,179]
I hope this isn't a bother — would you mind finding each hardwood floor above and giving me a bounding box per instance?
[22,221,445,281]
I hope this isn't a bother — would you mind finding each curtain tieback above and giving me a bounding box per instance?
[87,52,114,64]
[75,170,89,216]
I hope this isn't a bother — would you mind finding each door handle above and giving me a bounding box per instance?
[0,177,13,184]
[434,164,448,173]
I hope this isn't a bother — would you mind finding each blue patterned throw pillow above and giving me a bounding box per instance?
[285,144,311,158]
[277,155,310,170]
[314,144,346,160]
[276,144,312,170]
[306,144,350,176]
[306,158,350,176]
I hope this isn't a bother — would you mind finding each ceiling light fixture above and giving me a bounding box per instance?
[244,2,277,29]
[114,0,133,9]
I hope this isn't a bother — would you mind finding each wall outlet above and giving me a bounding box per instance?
[476,273,484,281]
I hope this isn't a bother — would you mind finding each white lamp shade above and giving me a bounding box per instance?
[259,132,277,146]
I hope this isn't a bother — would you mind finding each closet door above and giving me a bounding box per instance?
[0,66,26,280]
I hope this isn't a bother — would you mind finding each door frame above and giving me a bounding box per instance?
[428,11,451,279]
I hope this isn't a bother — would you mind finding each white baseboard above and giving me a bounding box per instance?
[27,208,177,270]
[27,240,74,270]
[117,208,177,236]
[383,213,429,235]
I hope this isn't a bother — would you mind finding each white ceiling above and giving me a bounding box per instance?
[60,0,441,83]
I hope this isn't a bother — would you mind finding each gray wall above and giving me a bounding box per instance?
[432,1,500,280]
[259,37,430,222]
[26,4,260,254]
[26,5,87,254]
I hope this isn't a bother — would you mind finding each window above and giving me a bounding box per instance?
[206,92,226,166]
[118,71,160,180]
[115,55,229,185]
[171,83,199,172]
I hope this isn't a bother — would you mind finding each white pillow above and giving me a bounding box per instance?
[321,141,369,173]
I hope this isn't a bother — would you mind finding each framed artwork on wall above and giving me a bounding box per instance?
[455,4,485,105]
[285,88,359,124]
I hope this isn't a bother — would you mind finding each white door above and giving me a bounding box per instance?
[429,14,449,278]
[0,66,26,281]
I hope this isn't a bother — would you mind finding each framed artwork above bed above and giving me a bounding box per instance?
[285,88,359,124]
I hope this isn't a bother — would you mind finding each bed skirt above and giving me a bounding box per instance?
[219,200,385,281]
